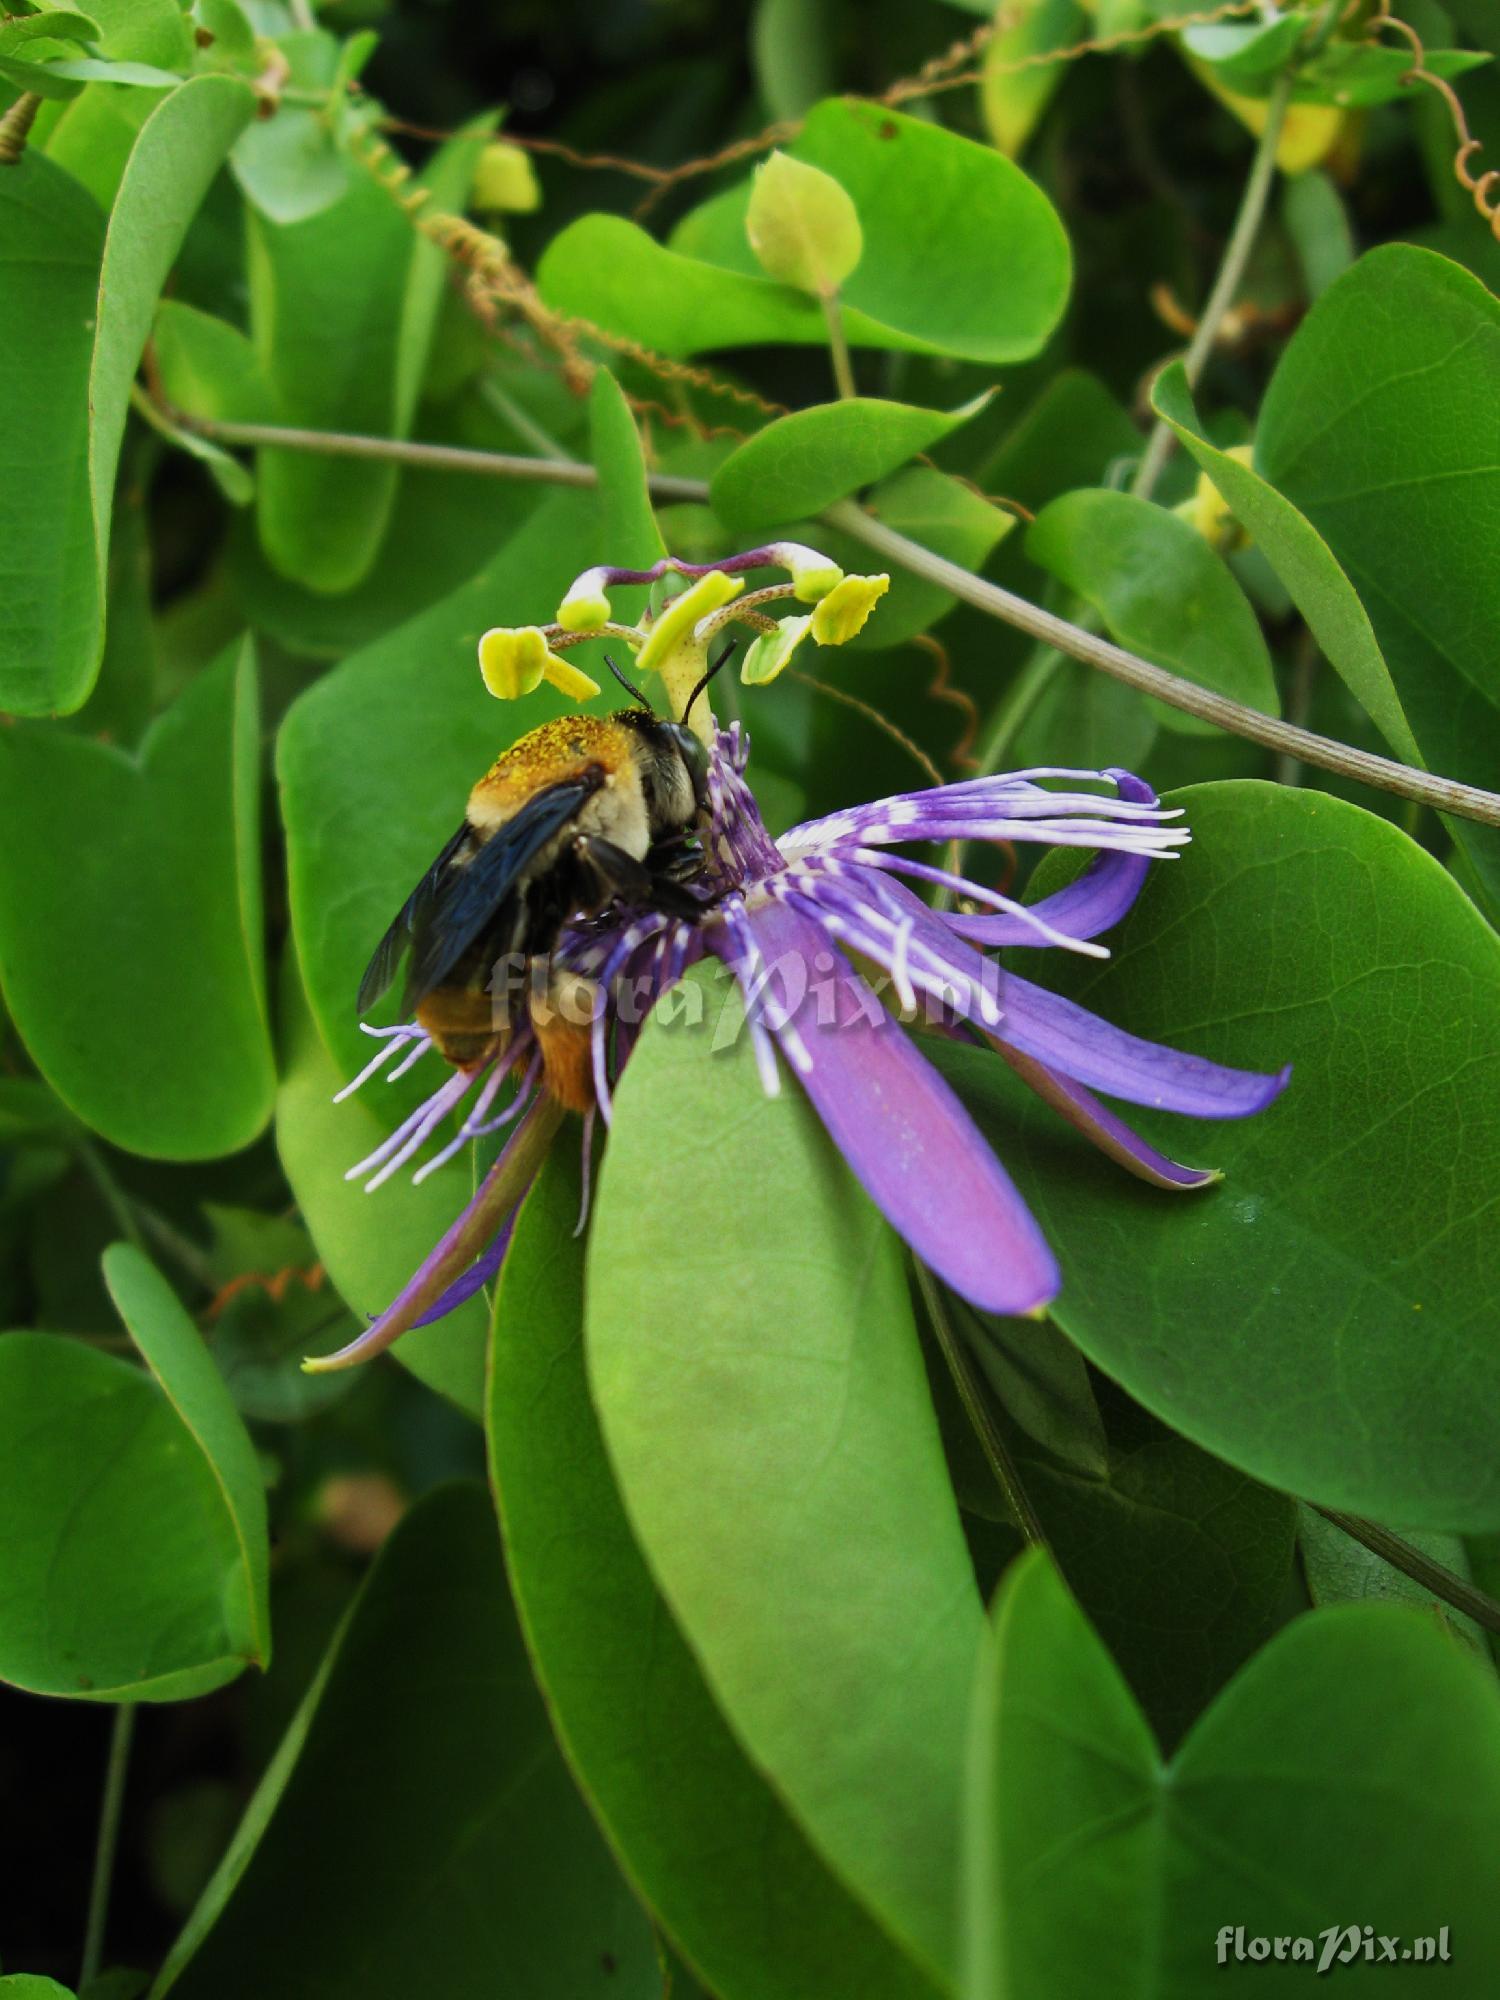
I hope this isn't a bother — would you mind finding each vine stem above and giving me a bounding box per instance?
[1132,71,1294,501]
[159,407,1500,831]
[81,1702,136,1988]
[914,1263,1053,1555]
[820,288,857,400]
[1310,1507,1500,1637]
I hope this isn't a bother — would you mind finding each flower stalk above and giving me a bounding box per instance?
[149,399,1500,834]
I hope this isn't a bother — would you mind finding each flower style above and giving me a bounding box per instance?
[306,544,1288,1373]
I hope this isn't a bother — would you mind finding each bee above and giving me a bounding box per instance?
[355,650,728,1112]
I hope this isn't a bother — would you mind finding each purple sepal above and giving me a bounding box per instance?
[873,876,1291,1119]
[727,900,1061,1317]
[947,770,1158,948]
[411,1209,522,1326]
[997,1045,1220,1191]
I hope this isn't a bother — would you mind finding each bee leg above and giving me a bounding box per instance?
[572,834,654,908]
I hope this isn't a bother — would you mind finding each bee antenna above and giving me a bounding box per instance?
[604,652,652,708]
[683,638,737,726]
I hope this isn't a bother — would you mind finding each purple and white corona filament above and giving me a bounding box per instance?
[310,725,1289,1372]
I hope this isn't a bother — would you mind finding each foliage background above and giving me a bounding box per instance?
[1,0,1499,1993]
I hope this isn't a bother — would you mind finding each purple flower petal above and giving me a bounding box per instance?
[721,899,1060,1317]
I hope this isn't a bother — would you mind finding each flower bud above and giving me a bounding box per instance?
[746,151,863,298]
[472,140,541,214]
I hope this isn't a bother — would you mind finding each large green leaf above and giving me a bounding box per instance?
[965,1554,1500,1996]
[1256,245,1500,900]
[102,1242,271,1668]
[542,99,1069,364]
[490,1151,940,2000]
[711,394,989,532]
[0,151,104,717]
[0,1318,264,1702]
[248,119,489,592]
[1150,364,1414,757]
[940,781,1500,1530]
[0,645,274,1159]
[153,1484,658,1999]
[274,956,488,1417]
[0,75,254,716]
[587,967,985,1983]
[1027,487,1279,734]
[40,0,196,207]
[277,484,603,1079]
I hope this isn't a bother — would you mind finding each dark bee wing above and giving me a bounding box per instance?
[399,777,599,1013]
[357,822,471,1015]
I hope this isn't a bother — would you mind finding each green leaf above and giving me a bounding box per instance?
[1298,1505,1488,1654]
[0,1320,263,1700]
[942,781,1500,1530]
[965,1554,1500,1996]
[1151,361,1415,758]
[0,646,274,1159]
[711,393,990,533]
[588,966,985,1983]
[980,0,1089,156]
[0,1077,81,1145]
[1022,1434,1296,1750]
[842,466,1014,650]
[103,1241,271,1670]
[153,299,279,424]
[1181,13,1307,92]
[0,77,254,716]
[152,1484,658,1999]
[0,153,105,715]
[274,956,488,1417]
[0,10,102,49]
[745,148,863,294]
[542,99,1069,364]
[959,1304,1107,1478]
[751,0,837,121]
[1282,169,1354,299]
[248,116,490,592]
[277,484,601,1077]
[1256,244,1500,902]
[489,1150,941,2000]
[200,1203,359,1421]
[0,1978,79,1998]
[229,32,352,225]
[1026,487,1279,734]
[590,364,666,636]
[1293,39,1487,109]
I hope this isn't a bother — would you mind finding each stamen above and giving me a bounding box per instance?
[333,1027,421,1103]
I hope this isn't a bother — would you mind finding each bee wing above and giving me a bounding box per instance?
[357,821,472,1015]
[398,777,599,1013]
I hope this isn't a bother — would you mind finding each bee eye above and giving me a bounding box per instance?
[667,724,711,809]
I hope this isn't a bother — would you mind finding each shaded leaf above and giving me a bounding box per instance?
[1027,487,1279,733]
[153,1484,658,1999]
[0,1320,264,1700]
[0,645,274,1159]
[965,1554,1500,1996]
